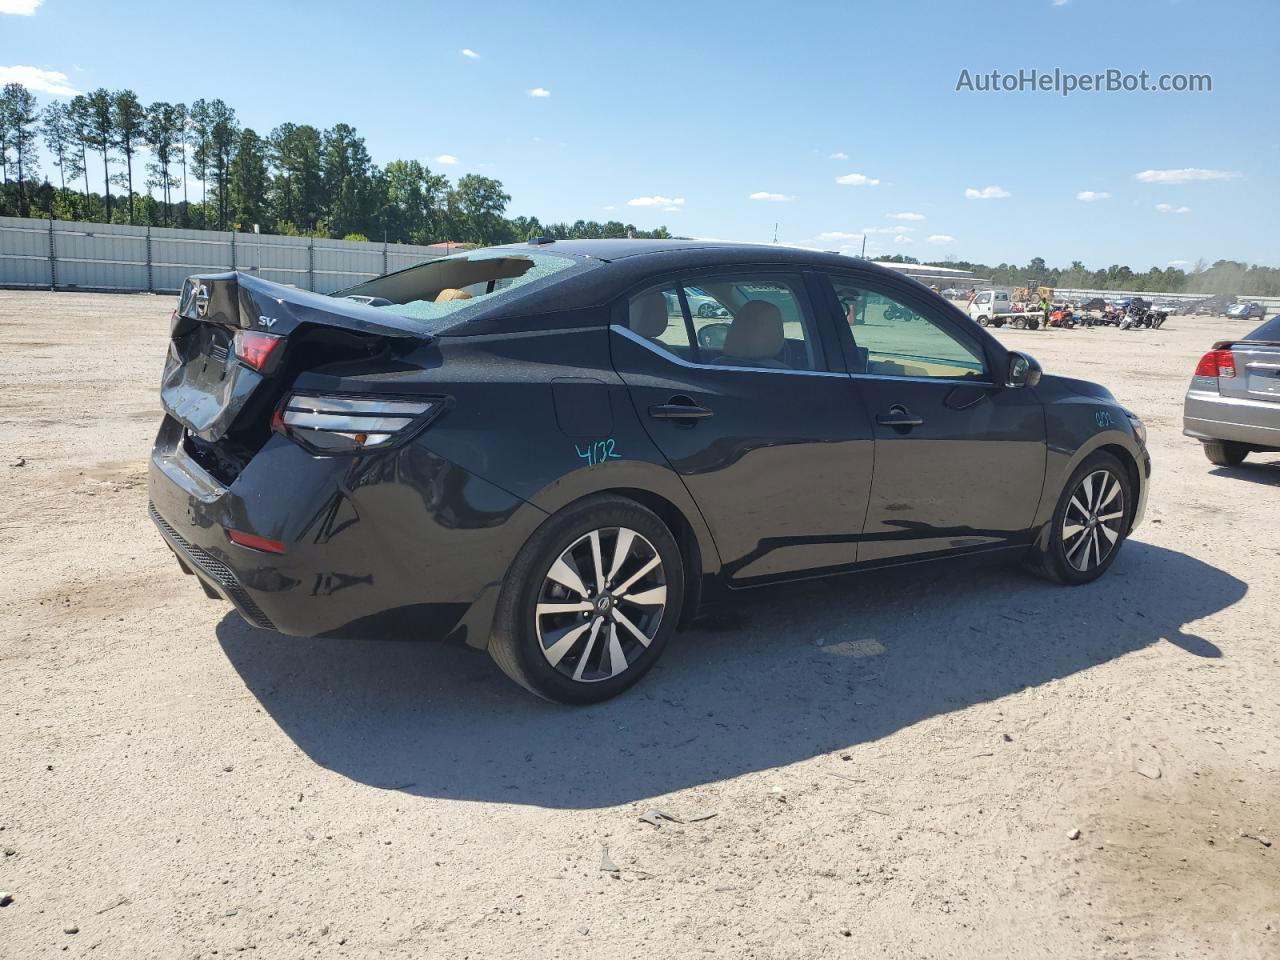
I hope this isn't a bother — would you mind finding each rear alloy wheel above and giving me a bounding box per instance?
[489,496,683,703]
[535,528,666,683]
[1202,439,1248,466]
[1031,451,1132,585]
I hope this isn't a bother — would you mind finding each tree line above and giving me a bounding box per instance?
[0,82,671,246]
[878,254,1280,298]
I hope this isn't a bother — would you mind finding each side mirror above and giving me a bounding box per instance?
[1006,351,1042,388]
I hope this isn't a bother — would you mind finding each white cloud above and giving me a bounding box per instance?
[603,205,616,211]
[0,0,44,14]
[1136,167,1238,185]
[1076,190,1111,201]
[1168,259,1190,267]
[835,172,880,186]
[817,231,861,241]
[434,154,458,165]
[828,151,849,160]
[628,195,685,208]
[528,87,551,98]
[1155,203,1191,214]
[928,234,955,244]
[662,206,681,212]
[887,211,925,221]
[0,64,78,95]
[460,48,479,59]
[749,191,792,201]
[860,225,914,235]
[1052,0,1069,6]
[964,185,1010,199]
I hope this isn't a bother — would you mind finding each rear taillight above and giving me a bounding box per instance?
[234,330,285,372]
[274,393,437,453]
[1194,349,1235,378]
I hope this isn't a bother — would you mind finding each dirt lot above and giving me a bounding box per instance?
[2,290,1277,959]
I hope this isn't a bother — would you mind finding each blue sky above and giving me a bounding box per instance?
[2,0,1276,269]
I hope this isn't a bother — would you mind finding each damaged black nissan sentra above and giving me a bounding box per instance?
[150,239,1150,703]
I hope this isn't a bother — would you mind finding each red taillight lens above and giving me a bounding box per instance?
[226,529,286,554]
[233,330,285,372]
[1194,349,1235,379]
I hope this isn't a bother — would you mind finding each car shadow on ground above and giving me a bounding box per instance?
[217,540,1241,809]
[1209,457,1280,487]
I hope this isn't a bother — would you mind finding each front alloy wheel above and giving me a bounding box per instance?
[535,527,666,683]
[1030,450,1133,585]
[1060,469,1126,573]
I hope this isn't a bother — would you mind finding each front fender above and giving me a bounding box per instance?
[1032,397,1150,549]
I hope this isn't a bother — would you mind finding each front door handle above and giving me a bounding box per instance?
[649,399,714,421]
[877,405,923,428]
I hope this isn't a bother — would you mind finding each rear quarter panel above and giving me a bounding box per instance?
[401,315,723,576]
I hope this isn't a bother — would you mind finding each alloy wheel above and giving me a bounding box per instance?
[535,527,667,683]
[1061,469,1126,572]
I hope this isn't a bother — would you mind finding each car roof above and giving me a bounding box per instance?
[489,237,871,267]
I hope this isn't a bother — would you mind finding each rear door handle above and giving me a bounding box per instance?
[649,400,714,420]
[876,405,923,427]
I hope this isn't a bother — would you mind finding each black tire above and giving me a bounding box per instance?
[489,494,684,704]
[1030,451,1133,585]
[1202,439,1248,466]
[976,315,989,327]
[1012,317,1025,329]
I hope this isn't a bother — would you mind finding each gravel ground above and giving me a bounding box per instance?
[1,290,1277,959]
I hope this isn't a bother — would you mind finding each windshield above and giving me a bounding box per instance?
[337,249,588,327]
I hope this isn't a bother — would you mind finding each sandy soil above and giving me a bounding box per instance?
[1,290,1277,959]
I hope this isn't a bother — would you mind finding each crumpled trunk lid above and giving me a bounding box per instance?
[161,271,429,443]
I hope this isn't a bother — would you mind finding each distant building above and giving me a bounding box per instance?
[871,261,986,290]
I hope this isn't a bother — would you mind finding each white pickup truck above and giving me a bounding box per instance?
[966,290,1042,329]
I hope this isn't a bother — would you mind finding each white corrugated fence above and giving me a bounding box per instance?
[0,215,443,295]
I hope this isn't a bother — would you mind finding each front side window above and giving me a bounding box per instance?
[831,279,987,380]
[680,277,817,371]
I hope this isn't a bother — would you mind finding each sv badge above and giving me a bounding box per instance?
[258,315,279,329]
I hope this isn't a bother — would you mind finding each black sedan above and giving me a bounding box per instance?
[150,240,1151,703]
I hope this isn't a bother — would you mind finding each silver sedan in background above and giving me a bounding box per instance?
[1184,314,1280,465]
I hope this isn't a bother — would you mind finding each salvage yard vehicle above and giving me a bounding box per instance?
[1183,313,1280,466]
[150,240,1150,703]
[1226,301,1267,320]
[967,289,1042,328]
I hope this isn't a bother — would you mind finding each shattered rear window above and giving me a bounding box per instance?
[337,249,589,327]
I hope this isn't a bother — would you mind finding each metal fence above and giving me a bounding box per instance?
[0,216,445,295]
